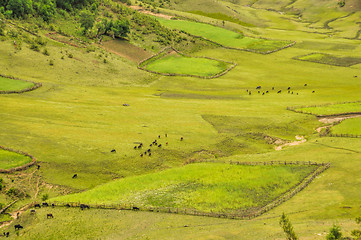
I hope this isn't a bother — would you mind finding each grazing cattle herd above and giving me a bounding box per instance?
[132,134,184,158]
[247,84,311,96]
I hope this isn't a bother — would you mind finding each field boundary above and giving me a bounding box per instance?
[0,146,37,173]
[0,74,42,94]
[286,101,361,117]
[46,160,329,220]
[138,47,237,79]
[162,16,296,54]
[293,52,361,67]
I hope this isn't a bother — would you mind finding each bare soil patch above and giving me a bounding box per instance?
[101,40,152,63]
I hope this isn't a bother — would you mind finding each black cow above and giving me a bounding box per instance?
[14,224,23,230]
[312,91,315,93]
[30,209,36,214]
[65,204,70,208]
[72,174,78,179]
[180,137,183,141]
[272,87,274,90]
[140,154,143,157]
[147,149,151,153]
[256,86,261,89]
[5,232,9,237]
[287,87,291,90]
[111,149,116,153]
[165,134,167,137]
[158,144,162,148]
[304,84,307,86]
[134,146,137,150]
[132,206,140,211]
[262,92,265,95]
[37,165,40,170]
[249,91,251,95]
[266,91,269,93]
[158,135,161,138]
[149,144,152,147]
[149,152,151,156]
[277,90,282,93]
[47,213,54,219]
[52,203,55,208]
[34,204,41,208]
[80,204,90,210]
[42,202,49,207]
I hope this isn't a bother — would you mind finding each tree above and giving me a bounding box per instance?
[279,213,298,240]
[326,225,342,240]
[79,10,94,34]
[111,19,129,38]
[6,0,33,18]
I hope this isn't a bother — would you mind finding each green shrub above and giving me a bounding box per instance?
[42,193,49,201]
[43,48,50,56]
[29,43,40,52]
[338,0,345,7]
[49,59,54,65]
[68,53,73,58]
[326,225,342,240]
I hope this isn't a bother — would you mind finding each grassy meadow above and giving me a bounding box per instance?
[0,149,32,169]
[0,76,34,92]
[0,0,361,239]
[54,163,317,214]
[296,102,361,116]
[156,18,292,52]
[295,53,361,67]
[143,52,231,77]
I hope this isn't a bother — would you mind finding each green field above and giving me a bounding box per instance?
[0,149,32,169]
[54,163,317,214]
[331,118,361,135]
[156,18,292,53]
[1,0,361,239]
[295,53,361,67]
[143,52,231,77]
[0,76,34,92]
[296,102,361,116]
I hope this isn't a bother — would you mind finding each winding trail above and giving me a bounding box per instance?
[275,136,306,151]
[316,113,361,133]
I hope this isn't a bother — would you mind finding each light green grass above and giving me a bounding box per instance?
[0,76,34,91]
[144,54,230,77]
[0,149,32,169]
[156,18,291,52]
[331,118,361,135]
[296,102,361,116]
[54,163,316,213]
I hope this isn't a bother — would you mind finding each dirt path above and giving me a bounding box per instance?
[316,113,361,132]
[129,6,174,20]
[275,136,306,151]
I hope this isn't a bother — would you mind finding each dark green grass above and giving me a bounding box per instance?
[144,53,230,77]
[0,149,32,169]
[295,53,361,67]
[0,76,34,92]
[53,163,317,214]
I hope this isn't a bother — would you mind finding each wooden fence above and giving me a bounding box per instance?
[45,160,329,220]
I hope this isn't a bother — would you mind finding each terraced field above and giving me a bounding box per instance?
[156,18,293,53]
[0,149,32,169]
[0,76,34,92]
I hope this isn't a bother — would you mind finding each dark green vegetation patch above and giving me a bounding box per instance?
[294,53,361,67]
[54,163,317,216]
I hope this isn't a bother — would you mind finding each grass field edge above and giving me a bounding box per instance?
[137,46,237,79]
[0,146,37,173]
[45,160,329,220]
[0,74,42,94]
